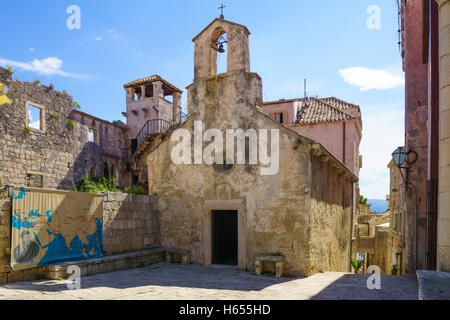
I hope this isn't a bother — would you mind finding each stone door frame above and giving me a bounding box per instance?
[203,199,246,269]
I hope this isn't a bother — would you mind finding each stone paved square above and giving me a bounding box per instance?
[0,263,418,300]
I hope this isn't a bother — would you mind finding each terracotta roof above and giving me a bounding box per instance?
[320,97,360,111]
[123,75,183,94]
[294,98,354,125]
[263,98,302,105]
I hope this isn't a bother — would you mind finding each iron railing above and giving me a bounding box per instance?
[124,112,189,159]
[136,119,172,150]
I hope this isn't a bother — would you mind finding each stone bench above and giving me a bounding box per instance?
[44,247,165,280]
[166,248,190,264]
[255,254,284,277]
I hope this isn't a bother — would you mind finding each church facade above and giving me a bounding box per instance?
[146,18,358,276]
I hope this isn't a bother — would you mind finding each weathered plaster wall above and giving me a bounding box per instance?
[261,101,298,125]
[308,156,353,274]
[404,0,430,272]
[102,193,160,255]
[291,121,360,175]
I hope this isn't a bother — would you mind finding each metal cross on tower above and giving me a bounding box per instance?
[219,4,226,19]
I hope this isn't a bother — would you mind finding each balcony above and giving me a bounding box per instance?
[123,112,188,161]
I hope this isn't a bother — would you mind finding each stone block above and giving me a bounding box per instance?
[7,270,24,283]
[0,273,6,284]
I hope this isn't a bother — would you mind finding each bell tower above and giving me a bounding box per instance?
[187,18,262,120]
[192,18,251,81]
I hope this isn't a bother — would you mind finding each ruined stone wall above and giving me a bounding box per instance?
[0,67,89,190]
[102,193,160,255]
[308,155,353,274]
[69,111,128,188]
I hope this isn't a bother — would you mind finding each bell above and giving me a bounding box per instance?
[218,44,225,53]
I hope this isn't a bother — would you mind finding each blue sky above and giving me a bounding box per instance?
[1,0,405,199]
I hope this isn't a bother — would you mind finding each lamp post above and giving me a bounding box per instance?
[391,146,419,270]
[392,147,418,170]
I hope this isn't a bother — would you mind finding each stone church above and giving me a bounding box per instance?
[146,18,358,276]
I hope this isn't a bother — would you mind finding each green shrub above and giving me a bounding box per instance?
[72,101,81,109]
[351,258,365,273]
[24,125,32,135]
[359,195,368,205]
[73,174,120,193]
[7,66,14,75]
[125,186,145,195]
[67,119,75,128]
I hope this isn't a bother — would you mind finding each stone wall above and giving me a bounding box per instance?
[0,188,11,268]
[0,67,130,191]
[102,192,160,255]
[308,156,353,274]
[0,188,160,283]
[0,67,82,190]
[69,110,129,188]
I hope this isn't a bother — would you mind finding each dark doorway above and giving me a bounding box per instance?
[212,210,238,266]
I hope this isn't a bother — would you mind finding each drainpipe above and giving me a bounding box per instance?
[343,122,346,165]
[349,181,355,272]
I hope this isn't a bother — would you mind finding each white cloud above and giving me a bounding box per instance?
[29,48,35,52]
[28,109,40,129]
[0,57,87,79]
[107,28,123,39]
[95,37,102,41]
[359,106,405,199]
[339,67,404,91]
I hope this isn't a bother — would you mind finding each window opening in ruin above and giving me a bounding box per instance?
[28,104,42,130]
[88,128,96,143]
[26,173,43,188]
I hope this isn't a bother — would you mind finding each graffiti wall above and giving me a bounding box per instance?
[10,187,103,271]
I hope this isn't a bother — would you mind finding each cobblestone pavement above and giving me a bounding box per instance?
[0,263,418,300]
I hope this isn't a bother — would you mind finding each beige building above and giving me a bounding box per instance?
[353,160,406,275]
[145,17,358,276]
[436,0,450,272]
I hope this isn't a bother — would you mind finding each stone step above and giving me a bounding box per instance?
[44,247,165,280]
[416,270,450,300]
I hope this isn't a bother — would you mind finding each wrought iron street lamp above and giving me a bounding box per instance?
[392,147,417,169]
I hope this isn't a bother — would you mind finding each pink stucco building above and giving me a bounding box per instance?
[261,97,362,176]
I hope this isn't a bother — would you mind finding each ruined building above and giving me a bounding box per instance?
[144,17,358,276]
[0,67,184,191]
